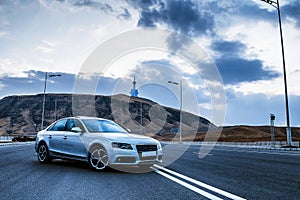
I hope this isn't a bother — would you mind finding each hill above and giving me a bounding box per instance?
[0,93,216,136]
[190,125,300,142]
[1,93,299,143]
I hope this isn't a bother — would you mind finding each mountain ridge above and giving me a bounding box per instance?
[0,93,216,136]
[1,93,299,143]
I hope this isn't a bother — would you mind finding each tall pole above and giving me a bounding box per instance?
[179,80,183,143]
[54,97,57,121]
[41,72,48,130]
[259,0,292,146]
[140,102,143,134]
[41,73,61,130]
[276,0,292,146]
[168,80,183,143]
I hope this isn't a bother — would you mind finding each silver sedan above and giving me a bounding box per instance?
[35,116,163,172]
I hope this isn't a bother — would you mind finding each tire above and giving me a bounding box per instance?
[37,143,52,163]
[88,146,109,171]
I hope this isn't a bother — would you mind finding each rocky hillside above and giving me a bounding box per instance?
[2,93,298,142]
[0,93,217,136]
[189,125,300,142]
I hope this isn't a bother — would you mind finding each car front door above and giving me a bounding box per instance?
[62,119,86,159]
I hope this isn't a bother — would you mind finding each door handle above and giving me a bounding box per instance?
[63,136,67,140]
[48,135,52,139]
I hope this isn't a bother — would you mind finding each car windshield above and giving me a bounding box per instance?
[82,119,128,133]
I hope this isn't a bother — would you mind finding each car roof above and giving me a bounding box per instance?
[59,116,108,121]
[75,116,107,120]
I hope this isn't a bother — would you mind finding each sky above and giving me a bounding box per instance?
[0,0,300,127]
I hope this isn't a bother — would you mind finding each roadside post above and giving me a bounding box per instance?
[270,114,275,148]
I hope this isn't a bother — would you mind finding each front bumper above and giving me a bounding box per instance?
[109,145,163,166]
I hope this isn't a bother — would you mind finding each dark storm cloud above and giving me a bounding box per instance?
[165,1,214,36]
[238,4,276,23]
[282,0,300,27]
[215,58,280,85]
[211,40,247,57]
[137,8,161,27]
[211,40,280,85]
[127,0,215,37]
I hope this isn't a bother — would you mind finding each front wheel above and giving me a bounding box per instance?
[37,143,52,163]
[88,146,109,171]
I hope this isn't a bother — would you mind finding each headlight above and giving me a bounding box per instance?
[157,143,162,150]
[112,142,133,150]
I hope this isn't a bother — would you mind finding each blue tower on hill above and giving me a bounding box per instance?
[130,76,138,97]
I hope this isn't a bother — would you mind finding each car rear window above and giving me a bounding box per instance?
[47,119,68,131]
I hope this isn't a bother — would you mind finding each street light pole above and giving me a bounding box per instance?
[140,101,143,134]
[41,72,48,130]
[179,80,183,143]
[168,80,183,143]
[41,72,61,130]
[259,0,292,146]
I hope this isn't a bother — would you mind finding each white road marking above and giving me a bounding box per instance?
[212,147,300,156]
[193,152,213,156]
[153,164,246,200]
[0,142,34,146]
[153,168,223,200]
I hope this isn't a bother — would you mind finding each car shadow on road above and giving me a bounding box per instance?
[33,159,155,174]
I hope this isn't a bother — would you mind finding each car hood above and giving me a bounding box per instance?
[89,132,159,145]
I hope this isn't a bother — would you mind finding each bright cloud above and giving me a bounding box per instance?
[0,0,299,126]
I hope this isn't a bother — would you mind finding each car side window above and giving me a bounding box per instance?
[66,119,75,132]
[49,119,68,131]
[47,124,55,131]
[65,119,85,132]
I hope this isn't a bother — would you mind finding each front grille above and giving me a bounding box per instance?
[140,156,156,161]
[136,145,157,152]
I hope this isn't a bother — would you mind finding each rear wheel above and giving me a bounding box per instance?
[88,146,109,171]
[37,143,52,163]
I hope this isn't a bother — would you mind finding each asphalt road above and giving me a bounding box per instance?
[1,142,300,200]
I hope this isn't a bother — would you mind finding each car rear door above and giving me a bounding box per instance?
[47,119,68,154]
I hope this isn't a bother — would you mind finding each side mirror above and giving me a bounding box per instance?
[127,128,131,133]
[71,127,82,133]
